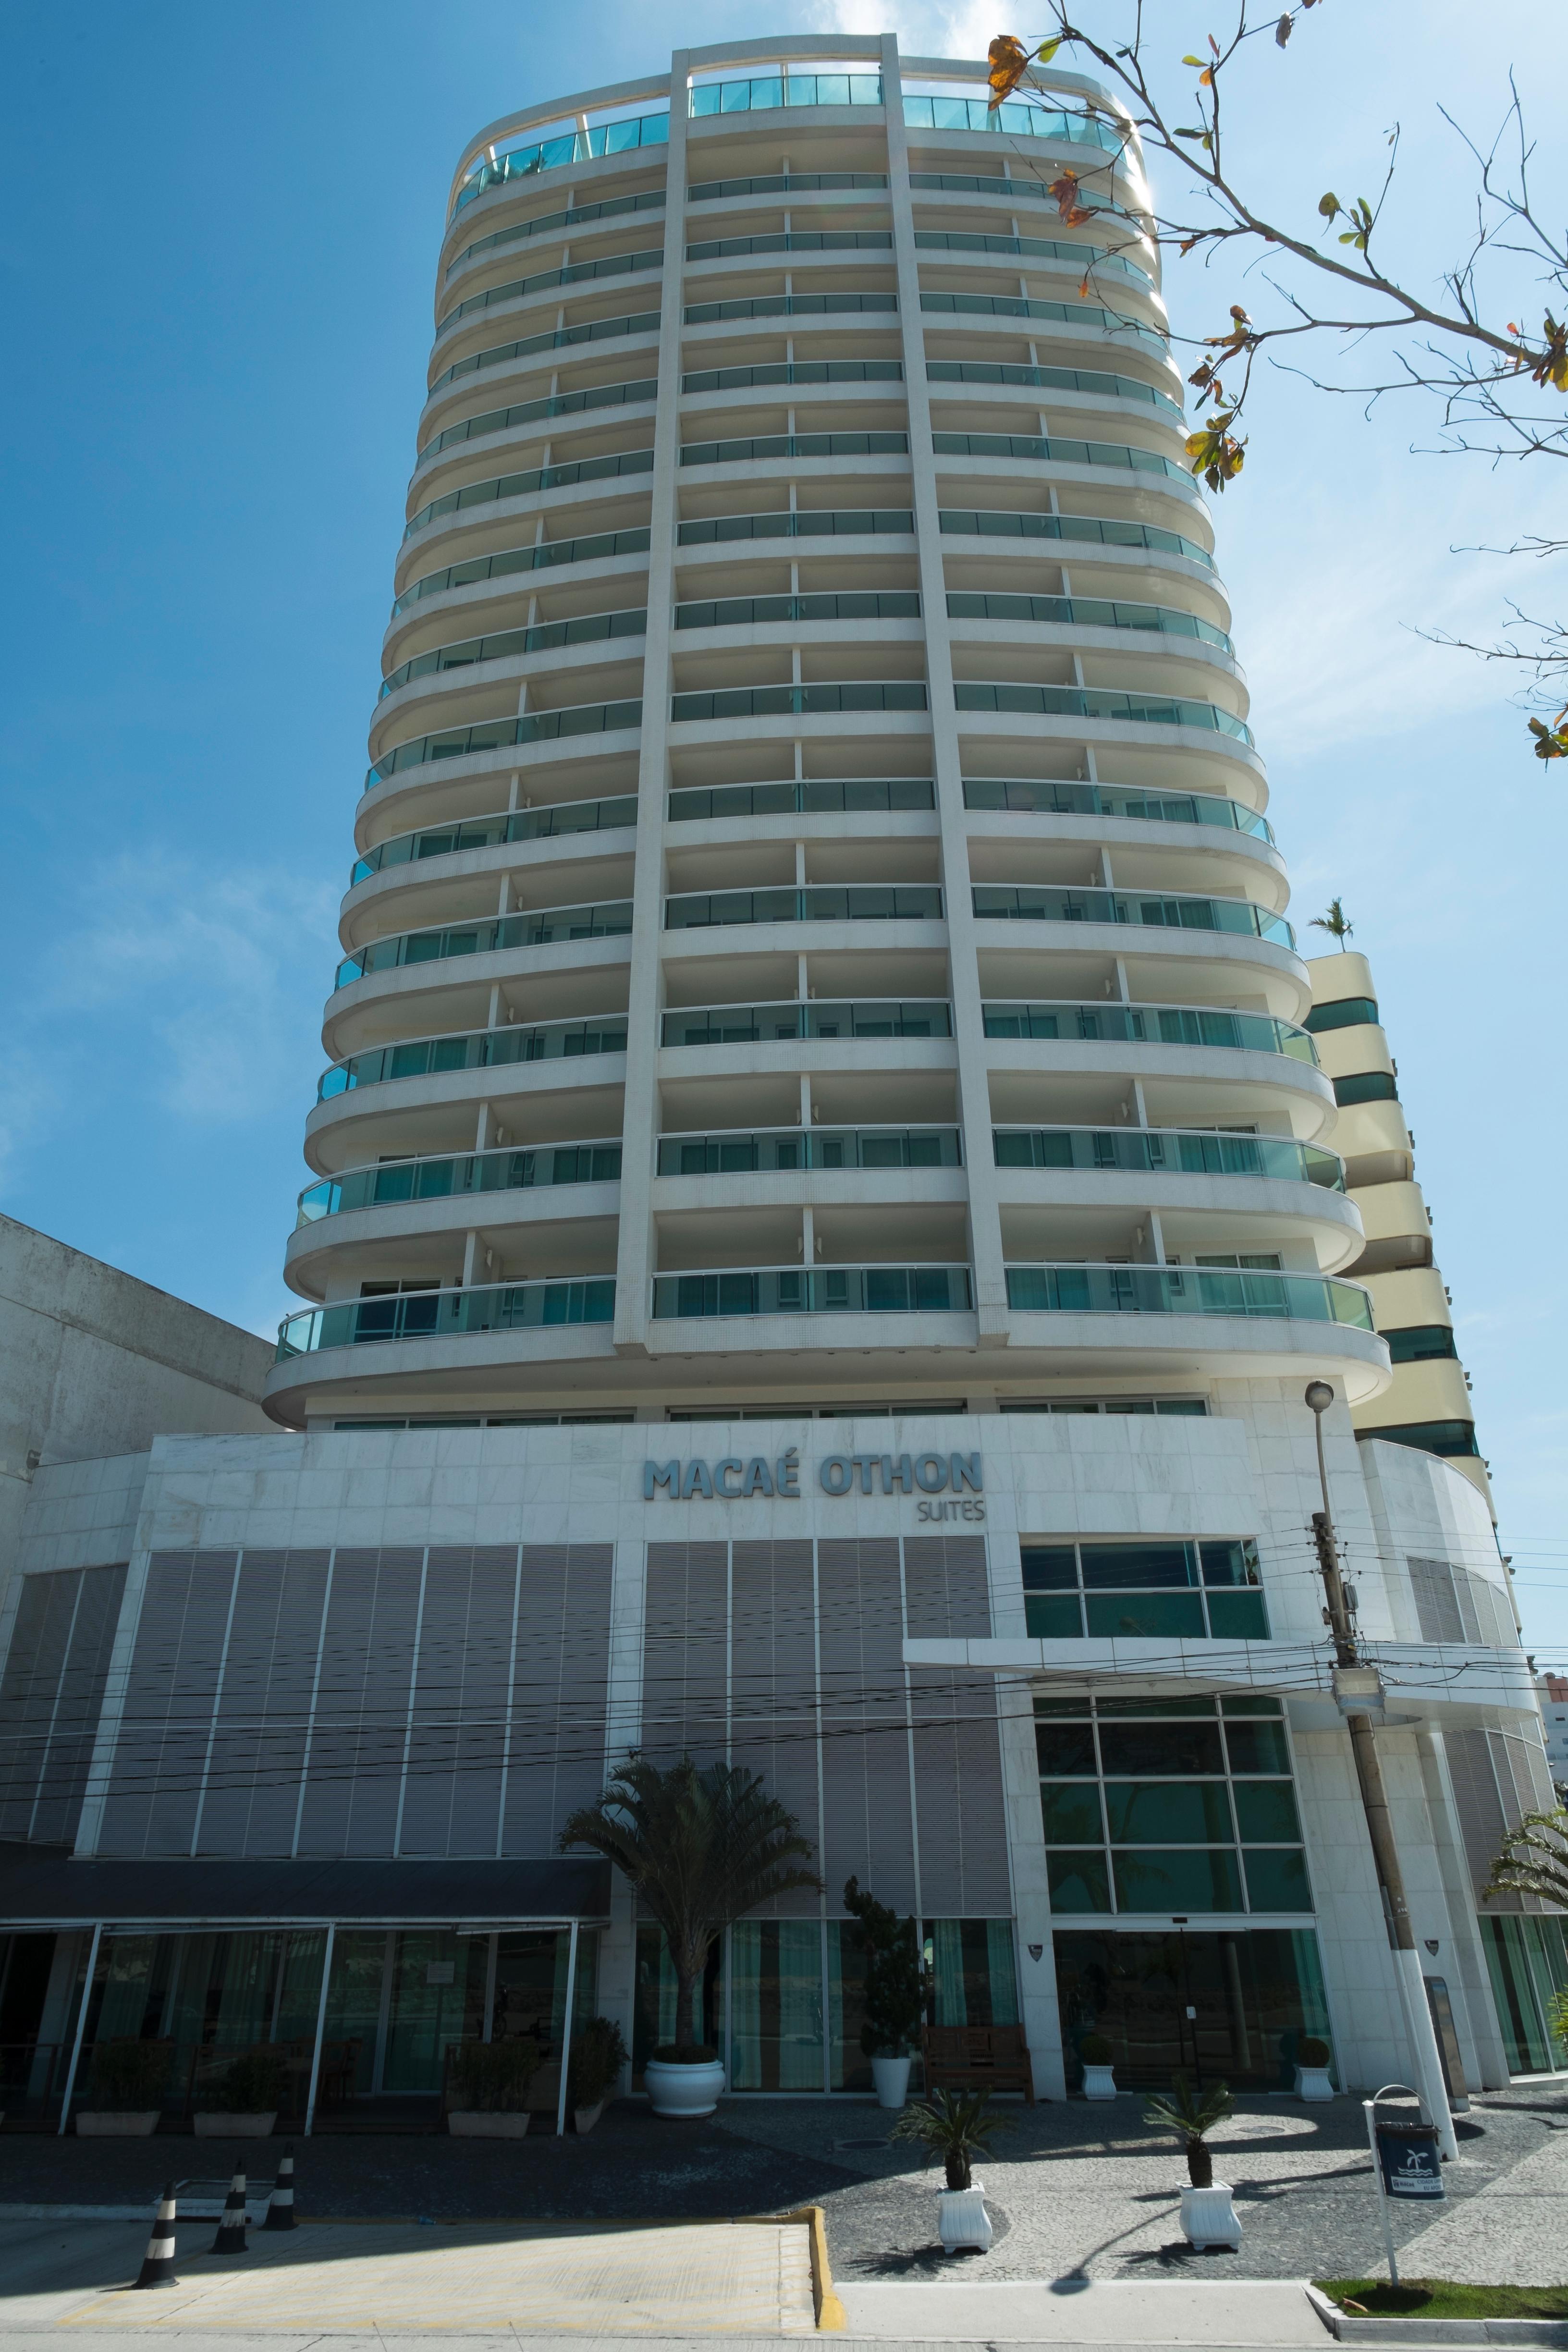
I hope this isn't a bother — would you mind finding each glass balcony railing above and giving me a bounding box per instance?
[915,231,1151,287]
[994,1128,1343,1187]
[687,231,894,260]
[652,1263,972,1320]
[973,884,1291,946]
[429,312,661,394]
[352,795,637,883]
[336,902,633,986]
[933,429,1188,484]
[406,449,653,539]
[367,702,642,785]
[963,779,1269,838]
[927,359,1182,419]
[982,1000,1316,1063]
[689,171,890,201]
[690,72,883,115]
[453,113,669,212]
[393,528,652,615]
[658,1126,962,1175]
[379,610,646,699]
[671,682,927,722]
[318,1018,628,1101]
[683,359,903,393]
[1004,1262,1373,1329]
[948,591,1230,652]
[685,293,898,325]
[447,189,666,279]
[954,683,1253,745]
[669,777,933,820]
[911,168,1144,222]
[437,248,664,335]
[662,998,952,1045]
[675,590,920,628]
[903,94,1123,150]
[940,506,1213,571]
[677,508,913,545]
[666,883,942,930]
[277,1279,616,1360]
[680,430,909,466]
[922,292,1165,351]
[416,378,657,465]
[298,1140,622,1225]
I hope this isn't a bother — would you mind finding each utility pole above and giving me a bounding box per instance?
[1304,1381,1458,2160]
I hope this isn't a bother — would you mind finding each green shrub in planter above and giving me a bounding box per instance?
[1298,2036,1331,2067]
[1080,2034,1115,2066]
[448,2038,542,2112]
[843,1875,926,2058]
[205,2051,289,2114]
[570,2017,630,2107]
[86,2040,172,2112]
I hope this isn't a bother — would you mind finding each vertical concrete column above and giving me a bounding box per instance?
[994,1671,1066,2096]
[881,36,1012,1344]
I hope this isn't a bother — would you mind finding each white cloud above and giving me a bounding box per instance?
[805,0,992,62]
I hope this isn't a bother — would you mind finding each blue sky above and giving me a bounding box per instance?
[3,1,1567,1655]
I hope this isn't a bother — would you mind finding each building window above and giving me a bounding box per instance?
[1022,1540,1268,1640]
[1035,1692,1308,1917]
[1001,1397,1208,1417]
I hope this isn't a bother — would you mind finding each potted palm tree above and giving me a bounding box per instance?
[445,2038,541,2136]
[1079,2032,1117,2101]
[843,1876,925,2109]
[1294,2035,1335,2102]
[561,1753,821,2120]
[569,2017,629,2134]
[76,2040,172,2136]
[1144,2075,1241,2249]
[891,2087,1012,2252]
[194,2049,288,2137]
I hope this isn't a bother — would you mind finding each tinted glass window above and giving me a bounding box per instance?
[1224,1719,1290,1774]
[1103,1780,1234,1843]
[1098,1721,1225,1776]
[1036,1723,1098,1775]
[1041,1782,1104,1841]
[1021,1544,1078,1590]
[1079,1542,1197,1589]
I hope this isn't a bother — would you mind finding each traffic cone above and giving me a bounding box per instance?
[133,2183,179,2288]
[211,2163,248,2255]
[262,2144,295,2231]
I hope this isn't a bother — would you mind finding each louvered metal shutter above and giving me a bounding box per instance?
[294,1547,423,1857]
[32,1563,127,1846]
[502,1545,613,1855]
[0,1570,81,1839]
[818,1538,915,1911]
[1408,1556,1465,1644]
[642,1543,727,1765]
[96,1552,238,1856]
[194,1550,330,1856]
[731,1541,821,1917]
[902,1535,992,1639]
[399,1546,515,1856]
[1444,1726,1515,1906]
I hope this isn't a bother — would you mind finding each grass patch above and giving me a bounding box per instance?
[1317,2280,1568,2320]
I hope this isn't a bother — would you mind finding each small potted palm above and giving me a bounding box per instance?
[843,1876,925,2109]
[76,2040,172,2136]
[1144,2075,1240,2249]
[194,2049,288,2137]
[1079,2032,1117,2101]
[1293,2035,1335,2102]
[891,2087,1012,2253]
[446,2038,541,2136]
[569,2017,629,2135]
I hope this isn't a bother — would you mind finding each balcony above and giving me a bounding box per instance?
[336,902,633,987]
[948,592,1230,653]
[993,1128,1342,1187]
[933,430,1188,486]
[680,431,909,466]
[436,246,664,336]
[447,189,667,280]
[903,94,1121,149]
[277,1280,616,1357]
[690,70,883,114]
[963,780,1267,837]
[927,359,1182,419]
[922,294,1166,353]
[406,449,653,539]
[353,796,637,883]
[394,529,652,615]
[416,377,657,464]
[685,293,897,326]
[656,1126,962,1174]
[688,171,890,201]
[298,1140,622,1224]
[675,591,920,631]
[453,113,669,213]
[429,312,660,395]
[661,999,952,1045]
[665,884,942,931]
[677,508,913,546]
[669,778,933,820]
[651,1264,973,1319]
[1004,1262,1373,1326]
[671,683,927,723]
[982,1001,1315,1062]
[318,1017,629,1101]
[682,360,903,392]
[939,508,1213,571]
[955,686,1252,747]
[916,231,1152,290]
[686,231,894,260]
[367,703,642,787]
[380,611,646,698]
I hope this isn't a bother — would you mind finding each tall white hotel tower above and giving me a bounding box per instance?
[2,41,1562,2129]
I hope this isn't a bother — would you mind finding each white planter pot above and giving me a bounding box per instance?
[447,2110,531,2137]
[574,2102,605,2135]
[194,2111,277,2138]
[76,2112,160,2137]
[1294,2065,1334,2102]
[1082,2064,1117,2101]
[936,2179,992,2253]
[870,2054,912,2110]
[643,2057,725,2119]
[1179,2179,1242,2250]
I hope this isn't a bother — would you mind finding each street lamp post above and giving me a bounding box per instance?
[1304,1380,1458,2160]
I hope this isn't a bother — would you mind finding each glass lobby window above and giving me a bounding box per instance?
[1036,1693,1309,1919]
[731,1920,824,2090]
[1022,1540,1268,1640]
[634,1924,724,2083]
[1055,1924,1333,2090]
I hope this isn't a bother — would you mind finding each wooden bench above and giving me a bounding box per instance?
[921,2024,1036,2104]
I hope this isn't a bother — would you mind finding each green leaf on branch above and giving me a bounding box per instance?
[1529,714,1568,760]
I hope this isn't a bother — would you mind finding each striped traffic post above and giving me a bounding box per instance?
[262,2144,295,2231]
[211,2164,248,2255]
[133,2183,179,2288]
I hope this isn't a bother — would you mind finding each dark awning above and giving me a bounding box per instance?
[0,1845,611,1928]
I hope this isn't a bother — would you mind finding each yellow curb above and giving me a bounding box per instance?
[784,2205,845,2331]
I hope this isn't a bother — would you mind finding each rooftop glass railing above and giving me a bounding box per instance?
[922,292,1165,351]
[367,701,642,785]
[687,231,893,260]
[337,902,633,987]
[652,1263,972,1320]
[379,610,646,698]
[904,94,1123,150]
[690,72,883,114]
[416,379,657,464]
[448,190,667,277]
[662,998,952,1045]
[954,683,1252,745]
[1004,1262,1373,1329]
[940,506,1213,570]
[672,682,927,723]
[318,1017,628,1101]
[298,1140,622,1225]
[915,230,1150,287]
[437,248,664,335]
[278,1279,616,1360]
[689,172,889,200]
[393,528,651,615]
[666,883,943,930]
[962,778,1270,839]
[658,1126,962,1175]
[686,293,898,325]
[670,776,934,820]
[677,508,913,545]
[430,312,661,393]
[973,883,1291,946]
[982,1000,1316,1063]
[933,429,1188,485]
[681,431,909,466]
[352,795,637,882]
[683,359,903,393]
[675,591,920,629]
[405,448,653,538]
[928,359,1182,419]
[454,112,670,212]
[994,1127,1342,1188]
[948,592,1231,652]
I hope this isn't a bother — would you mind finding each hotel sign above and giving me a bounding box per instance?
[643,1449,985,1520]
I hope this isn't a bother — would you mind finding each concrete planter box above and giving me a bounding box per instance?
[77,2112,160,2137]
[871,2054,912,2110]
[644,2058,725,2118]
[194,2110,278,2137]
[1179,2179,1241,2249]
[1294,2064,1335,2101]
[1082,2064,1117,2101]
[448,2110,531,2137]
[574,2102,605,2135]
[936,2179,992,2252]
